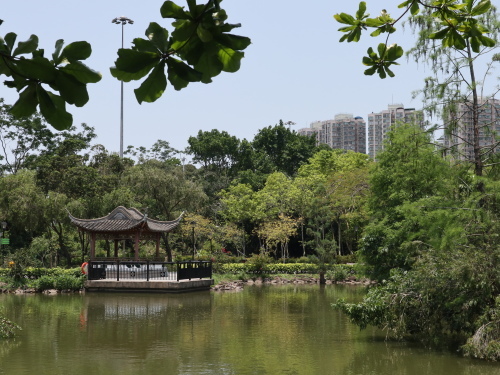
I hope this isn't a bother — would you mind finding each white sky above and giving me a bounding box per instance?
[1,1,497,155]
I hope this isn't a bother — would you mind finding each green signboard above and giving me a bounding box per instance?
[1,238,9,245]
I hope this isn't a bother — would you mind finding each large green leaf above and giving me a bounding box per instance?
[110,65,156,82]
[219,22,242,33]
[145,22,170,53]
[197,24,213,42]
[15,57,58,82]
[479,35,496,48]
[37,87,72,130]
[366,18,385,27]
[410,0,420,15]
[386,44,403,61]
[61,41,92,62]
[112,49,159,82]
[471,0,491,16]
[132,38,159,53]
[134,61,167,103]
[160,1,189,19]
[194,49,223,83]
[347,28,362,42]
[186,0,206,18]
[61,61,102,84]
[114,49,160,73]
[168,68,190,90]
[171,19,197,42]
[12,34,38,57]
[0,38,10,55]
[53,71,89,107]
[215,33,251,51]
[171,36,204,65]
[470,36,480,53]
[167,57,202,82]
[51,39,65,65]
[4,32,17,54]
[334,13,356,25]
[356,2,367,19]
[218,46,243,72]
[10,83,38,117]
[430,27,450,40]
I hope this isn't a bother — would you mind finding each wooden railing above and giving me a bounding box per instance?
[87,260,212,282]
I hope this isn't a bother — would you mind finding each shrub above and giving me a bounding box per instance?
[54,275,84,291]
[34,275,55,291]
[337,253,357,264]
[326,268,348,282]
[245,254,273,273]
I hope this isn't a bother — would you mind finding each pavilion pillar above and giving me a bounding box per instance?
[114,240,119,258]
[134,231,139,260]
[155,234,160,259]
[90,233,96,259]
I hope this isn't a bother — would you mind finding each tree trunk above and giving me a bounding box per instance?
[319,271,326,285]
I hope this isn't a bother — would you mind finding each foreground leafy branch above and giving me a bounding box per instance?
[0,0,250,130]
[334,0,496,78]
[111,0,250,104]
[0,314,21,339]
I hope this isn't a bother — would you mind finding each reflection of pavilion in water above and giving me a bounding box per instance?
[84,293,213,321]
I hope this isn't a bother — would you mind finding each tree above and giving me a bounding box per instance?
[0,99,56,175]
[188,129,240,170]
[361,123,454,280]
[219,183,257,256]
[0,170,47,249]
[125,139,179,164]
[252,121,318,177]
[124,162,207,260]
[326,167,370,255]
[254,213,299,261]
[334,180,500,359]
[0,1,250,130]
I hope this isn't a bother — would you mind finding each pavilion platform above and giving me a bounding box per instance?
[84,279,213,293]
[84,259,213,293]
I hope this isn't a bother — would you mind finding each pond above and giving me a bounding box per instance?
[0,285,498,375]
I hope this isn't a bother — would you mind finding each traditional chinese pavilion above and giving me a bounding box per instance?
[68,206,183,260]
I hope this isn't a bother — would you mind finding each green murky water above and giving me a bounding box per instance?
[0,285,498,374]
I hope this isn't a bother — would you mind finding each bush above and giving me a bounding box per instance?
[217,262,320,275]
[54,274,84,291]
[337,253,357,264]
[326,267,349,282]
[245,254,273,272]
[34,275,55,291]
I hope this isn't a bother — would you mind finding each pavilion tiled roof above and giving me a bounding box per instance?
[68,206,183,233]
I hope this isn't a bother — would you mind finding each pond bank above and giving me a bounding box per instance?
[1,274,375,294]
[212,275,374,291]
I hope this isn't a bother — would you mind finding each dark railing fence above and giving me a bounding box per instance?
[87,260,212,282]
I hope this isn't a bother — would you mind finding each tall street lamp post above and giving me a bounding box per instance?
[112,16,134,158]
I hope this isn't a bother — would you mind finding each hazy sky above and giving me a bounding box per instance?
[2,1,495,155]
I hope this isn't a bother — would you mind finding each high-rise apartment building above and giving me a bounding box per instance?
[443,97,500,161]
[367,104,423,160]
[297,114,366,154]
